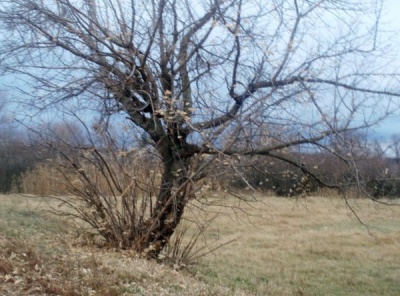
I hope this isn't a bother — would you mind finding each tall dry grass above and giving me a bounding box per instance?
[13,149,162,197]
[14,163,68,195]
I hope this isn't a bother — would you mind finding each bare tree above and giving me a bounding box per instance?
[1,0,399,256]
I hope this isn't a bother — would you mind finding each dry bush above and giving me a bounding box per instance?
[15,149,236,265]
[36,146,165,251]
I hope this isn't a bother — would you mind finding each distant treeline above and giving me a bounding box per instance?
[1,121,400,198]
[209,154,400,198]
[2,147,400,199]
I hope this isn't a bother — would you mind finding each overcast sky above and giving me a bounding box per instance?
[375,0,400,138]
[1,0,400,139]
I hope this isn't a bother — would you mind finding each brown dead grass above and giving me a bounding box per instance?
[0,194,248,296]
[1,194,400,295]
[0,235,240,295]
[184,195,400,295]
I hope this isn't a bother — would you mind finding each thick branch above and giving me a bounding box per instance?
[193,74,400,132]
[176,1,221,116]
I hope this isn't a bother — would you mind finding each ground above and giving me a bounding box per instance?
[0,193,399,295]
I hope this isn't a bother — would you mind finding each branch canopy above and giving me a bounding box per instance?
[0,0,399,156]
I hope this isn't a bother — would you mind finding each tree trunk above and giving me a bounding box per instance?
[133,152,191,257]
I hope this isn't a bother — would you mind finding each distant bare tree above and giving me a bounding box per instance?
[1,0,400,256]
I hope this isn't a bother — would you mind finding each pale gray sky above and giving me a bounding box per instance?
[1,0,400,139]
[374,0,400,138]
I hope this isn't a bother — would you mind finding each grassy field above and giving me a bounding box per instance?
[0,194,399,295]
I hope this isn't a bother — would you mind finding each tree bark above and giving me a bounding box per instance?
[133,138,191,257]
